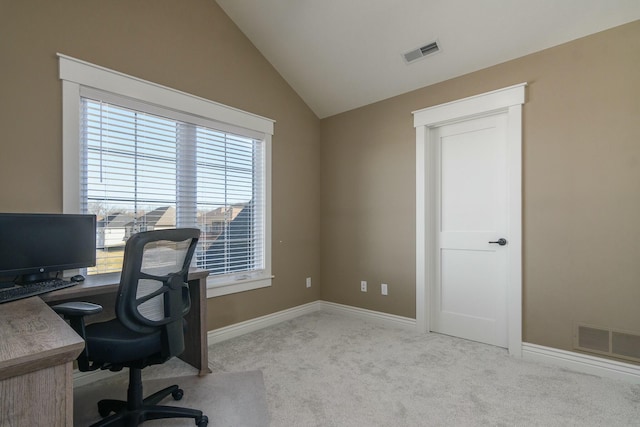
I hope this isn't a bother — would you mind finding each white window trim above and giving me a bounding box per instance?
[59,53,274,298]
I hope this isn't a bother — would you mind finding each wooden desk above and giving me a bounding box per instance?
[41,269,211,377]
[0,297,84,426]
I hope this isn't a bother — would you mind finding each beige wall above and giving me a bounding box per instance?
[2,1,638,357]
[0,0,322,329]
[320,21,640,354]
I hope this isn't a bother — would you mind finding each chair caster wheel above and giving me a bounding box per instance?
[172,388,184,401]
[197,415,209,426]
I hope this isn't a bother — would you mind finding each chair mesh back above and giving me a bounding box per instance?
[136,239,191,321]
[116,229,199,347]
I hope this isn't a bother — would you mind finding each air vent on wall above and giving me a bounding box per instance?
[403,40,440,64]
[575,323,640,363]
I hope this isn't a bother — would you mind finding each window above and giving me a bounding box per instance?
[60,55,273,297]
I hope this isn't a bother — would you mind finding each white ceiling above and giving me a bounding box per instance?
[216,1,640,118]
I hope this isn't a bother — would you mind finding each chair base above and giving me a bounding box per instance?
[90,368,208,427]
[92,403,208,427]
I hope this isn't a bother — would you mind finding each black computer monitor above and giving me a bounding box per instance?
[0,213,96,284]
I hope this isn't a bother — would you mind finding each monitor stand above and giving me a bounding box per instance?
[15,272,57,285]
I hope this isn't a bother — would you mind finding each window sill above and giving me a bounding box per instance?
[206,275,273,298]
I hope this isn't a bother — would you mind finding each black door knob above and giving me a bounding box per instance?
[489,238,507,246]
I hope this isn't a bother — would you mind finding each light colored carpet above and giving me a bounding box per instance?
[74,367,269,426]
[209,311,640,426]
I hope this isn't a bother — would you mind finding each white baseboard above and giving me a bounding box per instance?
[522,342,640,384]
[207,301,322,344]
[207,300,416,344]
[319,301,417,330]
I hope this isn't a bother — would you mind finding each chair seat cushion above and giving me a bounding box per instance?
[85,319,163,365]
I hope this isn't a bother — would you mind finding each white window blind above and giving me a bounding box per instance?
[81,96,266,282]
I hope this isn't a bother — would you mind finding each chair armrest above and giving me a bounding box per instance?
[51,301,104,372]
[52,301,103,317]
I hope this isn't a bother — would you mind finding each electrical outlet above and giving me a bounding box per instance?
[381,283,388,295]
[306,277,311,288]
[361,280,367,292]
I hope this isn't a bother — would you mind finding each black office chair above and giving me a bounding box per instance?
[53,228,208,427]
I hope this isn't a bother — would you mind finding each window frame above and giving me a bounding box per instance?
[59,54,274,297]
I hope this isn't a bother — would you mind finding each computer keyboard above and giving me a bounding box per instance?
[0,279,76,304]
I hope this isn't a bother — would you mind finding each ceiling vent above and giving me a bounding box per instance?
[403,40,441,64]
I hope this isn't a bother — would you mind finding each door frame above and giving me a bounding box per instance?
[413,83,526,356]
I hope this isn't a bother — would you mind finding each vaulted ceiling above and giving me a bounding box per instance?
[217,0,640,118]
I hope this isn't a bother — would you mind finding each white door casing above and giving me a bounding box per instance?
[413,83,526,356]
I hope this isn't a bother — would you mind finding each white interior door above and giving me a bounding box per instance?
[430,113,509,347]
[414,83,524,356]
